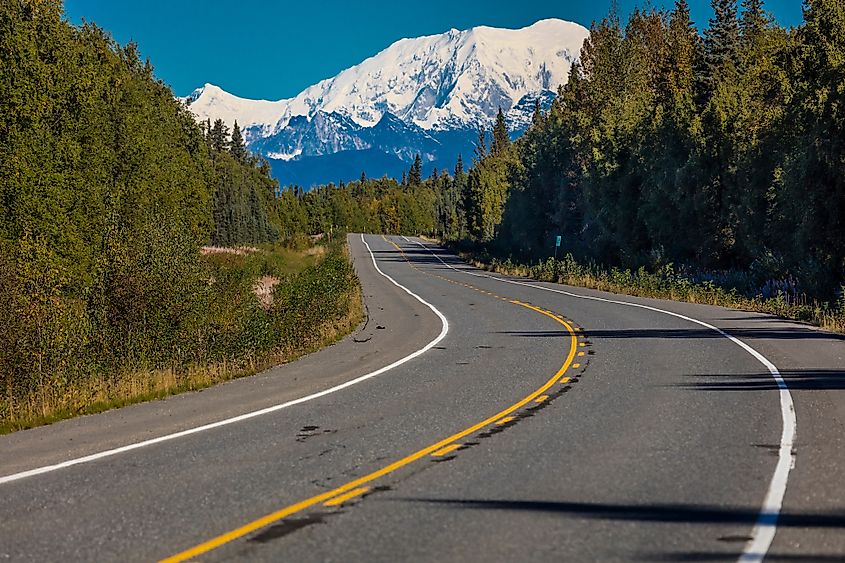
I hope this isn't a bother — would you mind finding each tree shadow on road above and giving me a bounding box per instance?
[675,369,845,391]
[391,497,845,528]
[392,497,845,562]
[499,327,845,342]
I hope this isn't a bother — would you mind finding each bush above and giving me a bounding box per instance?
[0,240,361,432]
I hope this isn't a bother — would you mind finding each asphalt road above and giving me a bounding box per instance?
[1,234,844,562]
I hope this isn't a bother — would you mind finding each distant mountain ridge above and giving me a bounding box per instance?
[182,19,589,187]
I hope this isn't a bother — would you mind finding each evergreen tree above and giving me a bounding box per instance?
[531,99,544,127]
[778,0,845,292]
[704,0,741,90]
[474,127,488,160]
[230,120,247,163]
[740,0,769,45]
[408,154,422,186]
[491,107,510,156]
[454,154,465,178]
[209,119,230,153]
[453,154,469,239]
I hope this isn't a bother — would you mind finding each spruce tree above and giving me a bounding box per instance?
[454,154,464,178]
[454,155,468,237]
[704,0,741,88]
[408,154,422,186]
[230,120,247,163]
[663,0,701,127]
[531,99,544,127]
[474,127,488,161]
[740,0,768,39]
[209,119,230,153]
[491,107,510,156]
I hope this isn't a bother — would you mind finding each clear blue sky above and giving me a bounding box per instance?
[63,0,804,100]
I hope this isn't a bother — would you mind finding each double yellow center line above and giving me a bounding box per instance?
[161,237,581,562]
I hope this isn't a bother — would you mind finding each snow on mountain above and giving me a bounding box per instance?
[181,84,288,130]
[284,18,587,130]
[183,18,589,187]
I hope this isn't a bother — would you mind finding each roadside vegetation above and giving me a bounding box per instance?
[0,1,361,432]
[0,240,361,434]
[454,246,845,334]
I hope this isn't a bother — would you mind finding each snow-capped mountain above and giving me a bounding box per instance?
[183,19,589,187]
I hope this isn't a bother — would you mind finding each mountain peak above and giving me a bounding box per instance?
[186,19,587,131]
[183,19,590,187]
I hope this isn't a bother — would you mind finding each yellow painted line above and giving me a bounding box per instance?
[431,443,462,457]
[323,487,369,507]
[572,364,581,369]
[535,395,549,404]
[578,352,585,357]
[496,416,516,425]
[560,377,571,384]
[161,299,578,563]
[579,343,586,347]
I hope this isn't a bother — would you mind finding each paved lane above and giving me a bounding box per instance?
[1,234,843,562]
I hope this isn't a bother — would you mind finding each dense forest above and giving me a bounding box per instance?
[491,0,845,301]
[0,0,357,428]
[290,0,844,304]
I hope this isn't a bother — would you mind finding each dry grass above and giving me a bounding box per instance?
[200,245,259,256]
[0,283,364,435]
[253,275,281,310]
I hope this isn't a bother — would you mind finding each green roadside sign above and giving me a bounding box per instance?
[556,235,562,247]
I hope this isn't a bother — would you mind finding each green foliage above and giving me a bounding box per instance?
[211,151,279,246]
[0,0,358,428]
[1,239,360,428]
[230,121,247,163]
[271,250,359,353]
[408,154,423,187]
[0,0,212,289]
[491,108,510,156]
[479,0,844,306]
[276,173,439,238]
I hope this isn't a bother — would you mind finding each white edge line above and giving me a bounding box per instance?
[0,234,449,486]
[411,238,795,563]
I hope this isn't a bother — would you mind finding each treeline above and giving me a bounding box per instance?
[0,1,354,428]
[479,0,845,300]
[301,0,844,302]
[274,155,443,239]
[206,119,280,246]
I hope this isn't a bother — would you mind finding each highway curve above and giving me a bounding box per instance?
[1,234,844,562]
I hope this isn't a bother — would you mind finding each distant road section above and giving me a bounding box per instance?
[1,234,843,562]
